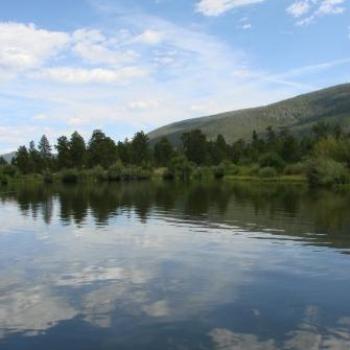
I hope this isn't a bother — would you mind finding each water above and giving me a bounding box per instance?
[0,181,350,349]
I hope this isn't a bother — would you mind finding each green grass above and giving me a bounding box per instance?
[225,174,307,183]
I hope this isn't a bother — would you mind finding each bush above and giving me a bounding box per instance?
[107,161,123,181]
[283,162,306,175]
[227,163,240,175]
[121,166,151,181]
[0,174,8,185]
[2,165,17,177]
[258,167,277,178]
[90,165,107,182]
[192,167,212,180]
[306,158,349,187]
[169,155,193,181]
[259,152,285,169]
[245,164,260,176]
[43,172,54,184]
[60,169,79,183]
[212,164,225,179]
[162,168,175,180]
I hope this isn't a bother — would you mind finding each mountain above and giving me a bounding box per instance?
[0,152,16,163]
[149,83,350,145]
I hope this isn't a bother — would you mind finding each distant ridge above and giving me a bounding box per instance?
[0,152,15,163]
[149,83,350,145]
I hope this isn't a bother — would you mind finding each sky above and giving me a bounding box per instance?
[0,0,349,153]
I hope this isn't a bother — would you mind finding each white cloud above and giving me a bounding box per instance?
[0,22,69,71]
[35,66,148,84]
[238,17,253,30]
[196,0,265,16]
[287,1,311,18]
[241,23,252,29]
[72,28,137,65]
[132,29,164,45]
[287,0,346,25]
[318,0,345,15]
[128,99,160,110]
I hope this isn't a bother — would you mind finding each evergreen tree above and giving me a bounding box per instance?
[209,134,229,164]
[0,156,7,166]
[69,132,86,168]
[56,136,71,169]
[181,129,207,165]
[279,129,300,163]
[28,141,42,173]
[154,137,174,166]
[87,130,118,168]
[38,135,52,170]
[117,139,131,164]
[14,146,31,173]
[231,139,245,163]
[131,131,150,165]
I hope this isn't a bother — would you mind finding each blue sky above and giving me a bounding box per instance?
[0,0,349,152]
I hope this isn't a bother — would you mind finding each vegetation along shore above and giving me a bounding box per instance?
[1,120,350,189]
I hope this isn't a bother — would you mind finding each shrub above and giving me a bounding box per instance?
[43,172,54,184]
[283,162,306,175]
[121,166,151,181]
[0,174,8,185]
[245,164,260,176]
[192,167,212,180]
[90,165,107,182]
[259,152,285,169]
[227,163,240,175]
[306,158,349,187]
[2,165,17,177]
[107,161,123,181]
[169,155,193,181]
[162,168,175,180]
[212,164,225,179]
[61,169,79,183]
[258,167,277,178]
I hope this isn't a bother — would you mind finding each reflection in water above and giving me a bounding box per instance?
[0,181,350,349]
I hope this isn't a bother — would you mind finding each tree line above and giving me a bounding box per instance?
[1,121,350,186]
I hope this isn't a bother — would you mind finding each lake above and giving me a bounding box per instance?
[0,181,350,349]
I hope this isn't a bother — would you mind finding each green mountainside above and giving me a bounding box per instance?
[149,83,350,145]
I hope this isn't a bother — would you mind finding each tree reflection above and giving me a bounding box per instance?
[1,181,350,249]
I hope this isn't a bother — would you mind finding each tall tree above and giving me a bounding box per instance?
[38,135,52,170]
[131,131,150,165]
[28,141,42,173]
[56,136,71,169]
[231,139,246,163]
[154,137,174,166]
[279,129,300,163]
[209,134,229,165]
[117,139,131,164]
[0,156,7,166]
[181,129,207,165]
[14,146,30,173]
[87,130,118,168]
[69,131,86,168]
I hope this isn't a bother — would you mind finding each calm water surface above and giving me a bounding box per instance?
[0,181,350,349]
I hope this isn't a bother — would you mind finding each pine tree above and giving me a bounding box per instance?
[56,136,71,169]
[131,131,150,165]
[38,135,52,170]
[14,146,30,173]
[69,131,86,168]
[154,137,173,166]
[87,130,118,168]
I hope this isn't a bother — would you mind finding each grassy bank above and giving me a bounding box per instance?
[225,174,306,183]
[0,159,348,189]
